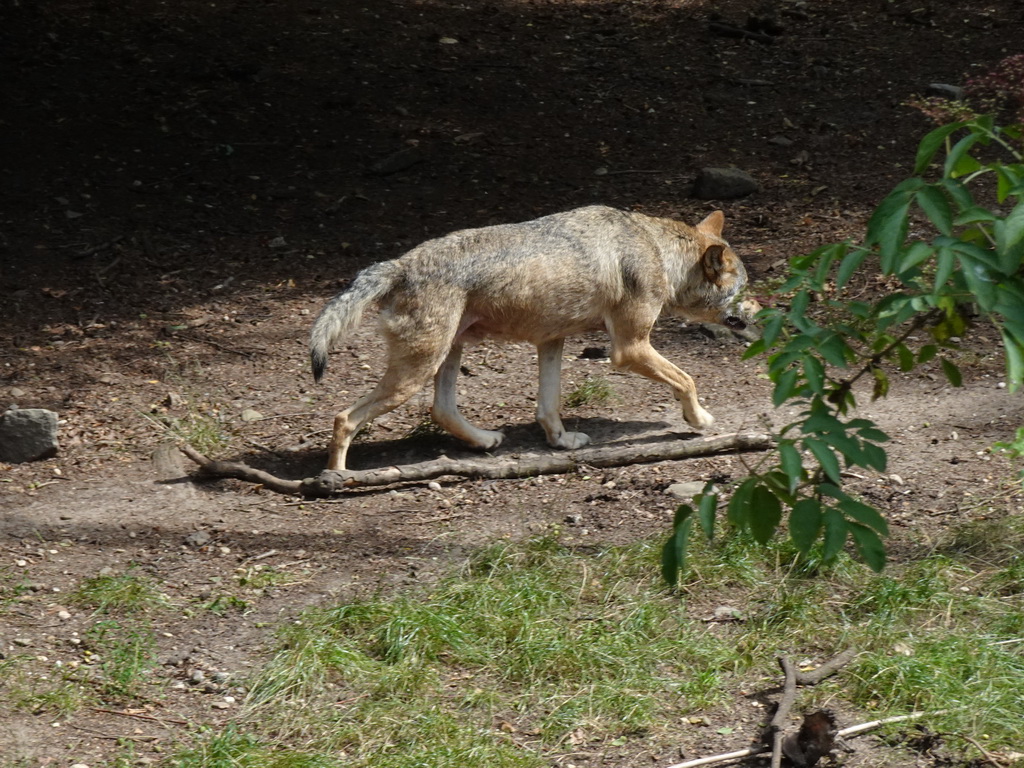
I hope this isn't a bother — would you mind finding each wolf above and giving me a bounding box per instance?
[310,205,754,471]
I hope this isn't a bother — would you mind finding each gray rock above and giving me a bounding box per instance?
[371,147,423,175]
[0,408,59,463]
[185,530,212,548]
[666,481,710,501]
[928,83,965,101]
[692,167,759,200]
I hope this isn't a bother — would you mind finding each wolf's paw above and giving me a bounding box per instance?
[685,407,715,431]
[552,431,591,450]
[468,429,505,451]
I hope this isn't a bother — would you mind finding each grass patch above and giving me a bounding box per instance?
[564,375,616,408]
[70,565,169,614]
[167,522,1024,766]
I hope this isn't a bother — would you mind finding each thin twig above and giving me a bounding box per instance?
[794,648,858,685]
[72,235,124,260]
[960,734,1009,768]
[91,706,189,726]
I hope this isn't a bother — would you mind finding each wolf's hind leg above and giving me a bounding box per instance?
[431,344,504,450]
[327,341,447,471]
[536,338,591,449]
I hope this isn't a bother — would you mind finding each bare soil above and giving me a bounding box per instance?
[2,0,1022,765]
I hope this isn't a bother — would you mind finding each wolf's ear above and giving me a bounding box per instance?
[701,244,727,282]
[697,210,725,236]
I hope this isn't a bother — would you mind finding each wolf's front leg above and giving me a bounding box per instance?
[674,388,715,430]
[536,339,591,449]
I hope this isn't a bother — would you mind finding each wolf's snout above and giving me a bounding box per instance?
[724,315,747,330]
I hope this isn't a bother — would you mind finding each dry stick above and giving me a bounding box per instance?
[180,431,773,497]
[664,712,944,768]
[90,706,189,726]
[794,647,859,685]
[770,657,799,768]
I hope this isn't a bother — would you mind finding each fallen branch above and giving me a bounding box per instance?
[665,711,943,768]
[180,431,773,497]
[769,657,799,768]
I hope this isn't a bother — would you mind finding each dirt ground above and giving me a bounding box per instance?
[2,0,1023,765]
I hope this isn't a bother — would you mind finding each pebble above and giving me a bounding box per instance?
[427,481,442,491]
[57,610,71,620]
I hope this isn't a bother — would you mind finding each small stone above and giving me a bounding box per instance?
[370,147,423,176]
[666,481,709,501]
[427,481,442,491]
[927,82,965,101]
[189,669,206,685]
[240,409,263,422]
[13,638,32,647]
[211,700,231,709]
[713,605,743,621]
[185,530,212,548]
[164,392,185,409]
[692,167,759,200]
[564,513,584,526]
[57,610,71,620]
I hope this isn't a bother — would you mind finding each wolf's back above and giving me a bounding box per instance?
[310,260,403,382]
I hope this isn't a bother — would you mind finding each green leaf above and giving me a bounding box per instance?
[661,505,694,587]
[803,355,826,394]
[834,246,866,290]
[849,523,887,571]
[914,121,966,173]
[749,485,783,544]
[866,179,921,271]
[994,203,1024,275]
[934,245,956,290]
[838,497,889,536]
[727,478,756,528]
[821,507,848,562]
[778,442,805,493]
[918,344,938,364]
[915,186,953,235]
[897,241,936,275]
[772,367,800,407]
[696,491,718,540]
[871,366,890,400]
[804,437,842,484]
[895,343,915,372]
[761,313,785,348]
[861,442,888,472]
[789,498,823,554]
[943,131,983,178]
[940,357,963,387]
[1000,327,1024,393]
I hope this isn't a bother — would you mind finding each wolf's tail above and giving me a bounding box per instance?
[310,260,403,382]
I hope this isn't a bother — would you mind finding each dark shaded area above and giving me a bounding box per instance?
[0,0,1019,422]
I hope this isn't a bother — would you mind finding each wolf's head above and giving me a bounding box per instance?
[673,211,756,329]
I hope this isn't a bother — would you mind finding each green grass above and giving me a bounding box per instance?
[564,375,616,408]
[162,519,1024,767]
[70,565,169,614]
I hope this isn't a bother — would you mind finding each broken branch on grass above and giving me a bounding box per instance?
[664,649,856,768]
[180,431,773,497]
[665,711,943,768]
[769,656,799,768]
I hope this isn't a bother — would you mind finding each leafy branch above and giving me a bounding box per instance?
[664,114,1024,585]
